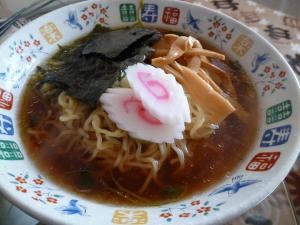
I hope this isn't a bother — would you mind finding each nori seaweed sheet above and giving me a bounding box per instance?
[38,26,162,107]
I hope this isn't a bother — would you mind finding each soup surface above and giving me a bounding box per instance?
[19,27,258,206]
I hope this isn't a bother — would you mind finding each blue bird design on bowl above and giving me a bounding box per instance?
[65,11,83,30]
[182,10,202,34]
[209,175,261,196]
[56,199,87,216]
[251,53,271,73]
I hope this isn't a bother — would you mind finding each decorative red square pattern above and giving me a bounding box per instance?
[246,152,281,172]
[162,7,180,25]
[0,88,13,110]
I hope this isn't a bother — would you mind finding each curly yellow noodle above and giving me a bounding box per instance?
[56,86,209,193]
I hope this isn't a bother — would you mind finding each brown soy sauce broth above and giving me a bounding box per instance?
[18,31,259,206]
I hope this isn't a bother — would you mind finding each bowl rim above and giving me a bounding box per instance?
[0,0,300,224]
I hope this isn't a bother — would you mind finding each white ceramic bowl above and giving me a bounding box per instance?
[0,0,300,224]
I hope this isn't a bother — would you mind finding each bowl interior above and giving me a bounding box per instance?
[0,0,300,225]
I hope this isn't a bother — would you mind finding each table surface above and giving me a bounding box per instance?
[253,0,300,19]
[0,0,300,225]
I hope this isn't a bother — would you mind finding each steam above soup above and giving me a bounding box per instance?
[19,26,258,205]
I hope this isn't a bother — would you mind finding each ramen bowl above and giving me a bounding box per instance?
[0,0,300,224]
